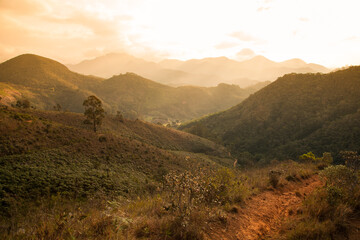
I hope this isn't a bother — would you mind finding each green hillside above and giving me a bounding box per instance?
[95,73,253,121]
[0,107,231,206]
[180,66,360,162]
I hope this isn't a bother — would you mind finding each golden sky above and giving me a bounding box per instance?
[1,0,359,67]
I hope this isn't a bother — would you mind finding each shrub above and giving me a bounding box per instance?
[320,165,358,202]
[15,99,31,109]
[163,168,247,226]
[98,135,107,142]
[269,170,281,188]
[299,152,332,167]
[340,151,360,172]
[286,164,360,239]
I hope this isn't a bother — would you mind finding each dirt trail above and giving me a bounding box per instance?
[205,175,322,240]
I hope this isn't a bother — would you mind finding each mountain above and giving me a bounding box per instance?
[159,55,330,87]
[180,66,360,162]
[67,52,207,87]
[67,52,159,79]
[69,53,330,87]
[0,54,102,112]
[0,54,267,123]
[93,72,259,121]
[279,58,329,73]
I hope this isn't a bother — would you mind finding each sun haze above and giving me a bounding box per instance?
[0,0,360,67]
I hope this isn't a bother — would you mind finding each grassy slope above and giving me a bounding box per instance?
[0,54,103,112]
[0,107,232,209]
[180,66,360,161]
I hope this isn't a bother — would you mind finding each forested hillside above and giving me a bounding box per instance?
[181,66,360,162]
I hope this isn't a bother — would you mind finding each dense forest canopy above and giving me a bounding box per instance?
[180,66,360,163]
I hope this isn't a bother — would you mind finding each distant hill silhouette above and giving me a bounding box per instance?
[180,66,360,162]
[68,52,330,87]
[0,54,267,122]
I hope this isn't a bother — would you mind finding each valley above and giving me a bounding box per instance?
[0,52,359,240]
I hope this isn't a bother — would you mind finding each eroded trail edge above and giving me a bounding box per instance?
[205,175,322,240]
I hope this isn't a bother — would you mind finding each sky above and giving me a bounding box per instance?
[0,0,360,67]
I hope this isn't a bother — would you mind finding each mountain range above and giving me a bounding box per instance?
[0,54,267,123]
[68,53,329,87]
[180,66,360,162]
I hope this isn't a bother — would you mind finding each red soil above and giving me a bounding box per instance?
[205,175,323,240]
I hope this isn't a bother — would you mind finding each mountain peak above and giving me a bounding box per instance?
[280,58,307,68]
[1,53,69,72]
[247,55,274,63]
[0,53,80,88]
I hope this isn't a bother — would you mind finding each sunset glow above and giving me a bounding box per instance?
[1,0,360,67]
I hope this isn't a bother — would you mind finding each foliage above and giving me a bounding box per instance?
[164,168,247,213]
[285,164,360,239]
[299,152,317,162]
[299,152,333,170]
[116,110,124,123]
[0,106,237,239]
[15,99,30,108]
[83,95,105,132]
[340,150,360,172]
[269,170,281,188]
[181,66,360,162]
[320,165,358,204]
[53,103,62,111]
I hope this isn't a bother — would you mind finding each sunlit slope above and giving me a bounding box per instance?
[0,54,102,112]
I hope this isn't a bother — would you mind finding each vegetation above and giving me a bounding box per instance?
[0,106,320,239]
[0,53,359,239]
[0,54,267,124]
[83,95,105,132]
[279,152,360,240]
[15,99,30,109]
[181,66,360,163]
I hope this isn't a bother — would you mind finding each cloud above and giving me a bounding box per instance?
[214,42,239,49]
[229,31,258,42]
[344,36,360,41]
[257,7,270,12]
[0,0,49,15]
[299,17,309,22]
[236,48,256,61]
[0,0,132,63]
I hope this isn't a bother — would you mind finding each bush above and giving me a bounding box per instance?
[340,151,360,172]
[98,135,107,142]
[15,99,31,109]
[299,152,333,167]
[320,165,358,203]
[269,170,281,188]
[286,164,360,239]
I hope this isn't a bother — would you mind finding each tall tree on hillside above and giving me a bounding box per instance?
[83,95,105,132]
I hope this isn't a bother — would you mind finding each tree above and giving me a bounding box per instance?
[116,110,124,123]
[53,103,62,111]
[83,95,105,132]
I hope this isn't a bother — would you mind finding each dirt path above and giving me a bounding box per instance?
[205,175,322,240]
